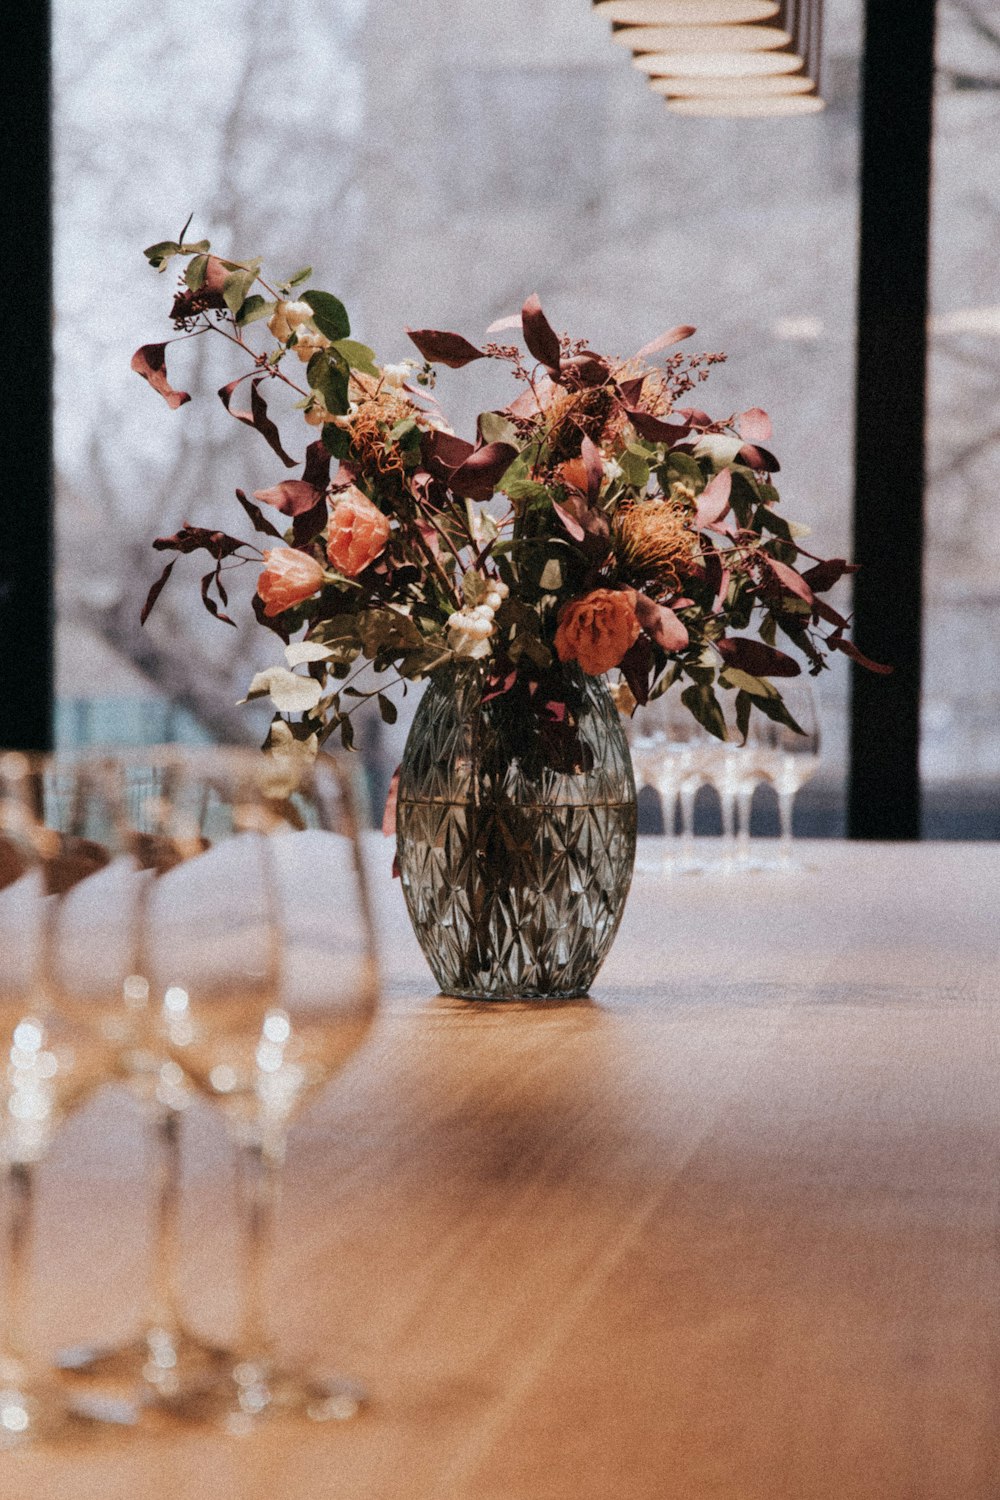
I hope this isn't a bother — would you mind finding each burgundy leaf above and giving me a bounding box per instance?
[737,442,781,474]
[131,344,190,410]
[625,408,691,444]
[634,593,689,653]
[235,489,283,539]
[293,499,329,547]
[619,634,653,706]
[703,552,731,612]
[152,525,244,558]
[447,441,518,501]
[812,596,849,630]
[634,324,696,360]
[559,353,609,387]
[218,378,296,468]
[140,560,176,625]
[253,480,323,518]
[200,568,236,627]
[716,637,801,678]
[674,407,713,430]
[695,469,732,529]
[482,666,519,702]
[828,635,893,674]
[420,429,476,480]
[551,499,586,543]
[618,375,647,405]
[766,557,814,604]
[737,407,772,442]
[801,557,859,593]
[521,293,562,373]
[485,313,522,334]
[405,327,485,368]
[302,439,332,492]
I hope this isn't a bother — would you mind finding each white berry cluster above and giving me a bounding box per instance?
[267,299,332,363]
[446,580,509,660]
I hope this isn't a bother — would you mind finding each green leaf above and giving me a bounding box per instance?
[285,266,312,288]
[539,557,563,591]
[144,240,181,270]
[307,349,350,415]
[680,683,727,741]
[377,693,398,725]
[743,691,805,737]
[223,267,257,315]
[619,449,650,488]
[478,411,519,447]
[504,479,550,505]
[321,423,351,459]
[302,289,351,342]
[184,254,209,291]
[332,338,378,377]
[720,667,777,698]
[660,451,704,491]
[236,295,272,327]
[760,613,777,646]
[463,569,488,607]
[728,468,759,528]
[735,689,753,744]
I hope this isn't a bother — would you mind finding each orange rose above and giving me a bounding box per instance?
[554,587,641,676]
[326,487,391,577]
[256,548,325,618]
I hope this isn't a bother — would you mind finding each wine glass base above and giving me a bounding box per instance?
[0,1373,111,1448]
[208,1361,366,1434]
[57,1325,231,1418]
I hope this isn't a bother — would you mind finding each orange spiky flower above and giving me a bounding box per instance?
[613,496,697,592]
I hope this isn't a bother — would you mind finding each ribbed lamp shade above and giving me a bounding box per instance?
[596,0,780,20]
[665,93,825,115]
[598,0,824,115]
[632,50,804,75]
[648,72,814,95]
[611,23,793,51]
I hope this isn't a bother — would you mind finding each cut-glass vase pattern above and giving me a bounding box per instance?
[396,665,637,1000]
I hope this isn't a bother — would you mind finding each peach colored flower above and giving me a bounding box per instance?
[326,488,392,577]
[554,587,641,676]
[256,549,325,618]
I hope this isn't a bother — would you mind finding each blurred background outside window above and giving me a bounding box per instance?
[53,0,1000,834]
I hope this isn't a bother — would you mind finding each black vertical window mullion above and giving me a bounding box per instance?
[0,7,53,752]
[849,0,937,839]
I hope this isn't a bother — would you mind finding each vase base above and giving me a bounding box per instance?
[436,987,594,1006]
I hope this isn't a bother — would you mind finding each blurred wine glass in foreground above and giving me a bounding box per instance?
[0,754,113,1446]
[134,748,378,1431]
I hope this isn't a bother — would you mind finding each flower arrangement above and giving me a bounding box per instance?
[137,227,887,768]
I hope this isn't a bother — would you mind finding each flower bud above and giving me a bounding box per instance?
[256,549,325,618]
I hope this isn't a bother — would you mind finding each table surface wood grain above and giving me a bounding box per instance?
[8,838,1000,1500]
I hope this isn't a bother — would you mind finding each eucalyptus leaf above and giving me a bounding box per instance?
[680,683,727,741]
[377,693,398,725]
[332,338,379,376]
[302,289,351,342]
[285,266,312,287]
[236,295,272,327]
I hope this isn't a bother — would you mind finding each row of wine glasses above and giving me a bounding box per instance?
[624,680,822,873]
[0,746,378,1445]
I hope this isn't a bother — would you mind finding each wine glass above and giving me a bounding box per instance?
[47,754,230,1418]
[624,689,702,874]
[751,680,822,867]
[131,748,378,1430]
[0,753,116,1445]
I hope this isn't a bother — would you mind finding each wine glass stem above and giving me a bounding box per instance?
[736,787,753,865]
[0,1159,35,1383]
[234,1135,282,1373]
[778,790,795,865]
[146,1101,183,1338]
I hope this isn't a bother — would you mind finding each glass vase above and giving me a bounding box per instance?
[396,664,637,1001]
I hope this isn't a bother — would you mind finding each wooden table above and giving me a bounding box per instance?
[10,839,1000,1499]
